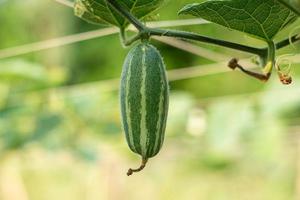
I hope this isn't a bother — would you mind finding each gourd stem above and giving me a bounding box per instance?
[120,28,142,47]
[127,158,148,176]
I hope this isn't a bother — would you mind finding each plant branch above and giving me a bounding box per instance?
[108,0,300,62]
[107,0,145,31]
[276,34,300,50]
[106,0,266,57]
[148,28,265,56]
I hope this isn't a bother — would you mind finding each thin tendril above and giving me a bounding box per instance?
[276,54,293,73]
[276,54,294,85]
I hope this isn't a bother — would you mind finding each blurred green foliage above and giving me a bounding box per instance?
[0,0,300,200]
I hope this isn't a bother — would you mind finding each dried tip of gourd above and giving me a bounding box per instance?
[228,58,239,70]
[127,159,148,176]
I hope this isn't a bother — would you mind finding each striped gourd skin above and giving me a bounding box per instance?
[120,42,169,159]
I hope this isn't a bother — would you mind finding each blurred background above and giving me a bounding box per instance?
[1,0,300,199]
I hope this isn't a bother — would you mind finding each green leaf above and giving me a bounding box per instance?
[278,0,300,15]
[74,0,164,28]
[179,0,297,41]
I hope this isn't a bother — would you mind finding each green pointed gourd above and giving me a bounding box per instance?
[120,42,169,176]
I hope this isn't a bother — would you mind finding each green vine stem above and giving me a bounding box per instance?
[148,28,265,56]
[276,34,300,50]
[107,0,300,57]
[107,0,265,56]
